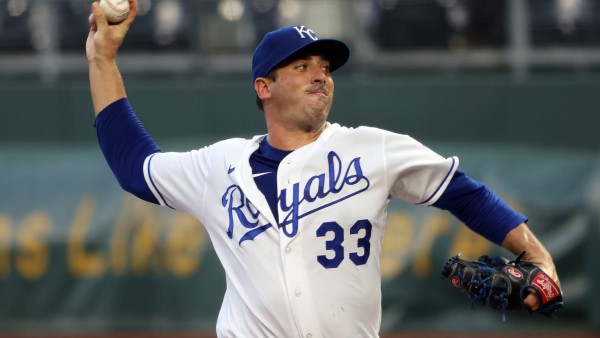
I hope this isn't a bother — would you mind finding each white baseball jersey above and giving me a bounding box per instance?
[143,123,458,337]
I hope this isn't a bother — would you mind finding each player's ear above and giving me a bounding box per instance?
[254,77,272,100]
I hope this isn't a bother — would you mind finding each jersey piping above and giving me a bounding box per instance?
[418,156,458,205]
[144,153,173,209]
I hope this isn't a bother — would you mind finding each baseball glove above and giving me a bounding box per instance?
[441,251,563,320]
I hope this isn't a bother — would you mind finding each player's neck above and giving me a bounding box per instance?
[266,123,326,151]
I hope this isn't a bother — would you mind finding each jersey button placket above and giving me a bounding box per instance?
[278,157,321,335]
[280,226,317,335]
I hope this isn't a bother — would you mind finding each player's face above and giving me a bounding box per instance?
[268,54,334,132]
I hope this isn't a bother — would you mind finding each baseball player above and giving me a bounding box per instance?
[87,0,561,336]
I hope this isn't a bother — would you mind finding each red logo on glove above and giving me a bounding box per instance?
[506,267,522,279]
[531,272,559,304]
[451,276,461,287]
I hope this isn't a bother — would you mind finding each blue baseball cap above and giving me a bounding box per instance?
[252,25,350,83]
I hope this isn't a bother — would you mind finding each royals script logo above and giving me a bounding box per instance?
[221,151,370,244]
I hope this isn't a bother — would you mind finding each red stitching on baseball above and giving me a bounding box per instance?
[104,0,129,14]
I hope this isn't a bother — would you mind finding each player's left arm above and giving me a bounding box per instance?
[501,223,561,311]
[433,171,562,311]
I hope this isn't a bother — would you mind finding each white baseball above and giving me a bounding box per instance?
[99,0,130,24]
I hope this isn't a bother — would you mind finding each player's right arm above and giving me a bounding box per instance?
[87,0,137,115]
[87,0,161,204]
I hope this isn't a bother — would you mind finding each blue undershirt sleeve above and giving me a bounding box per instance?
[94,98,160,204]
[433,170,527,245]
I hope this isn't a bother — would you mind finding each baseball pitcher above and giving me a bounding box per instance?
[86,0,562,336]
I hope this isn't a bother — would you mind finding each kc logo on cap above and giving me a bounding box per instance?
[251,25,350,84]
[292,26,318,41]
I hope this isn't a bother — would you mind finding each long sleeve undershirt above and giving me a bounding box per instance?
[94,97,160,204]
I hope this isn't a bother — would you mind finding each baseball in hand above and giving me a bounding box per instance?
[99,0,130,24]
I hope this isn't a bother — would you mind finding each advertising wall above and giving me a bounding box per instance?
[0,144,597,334]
